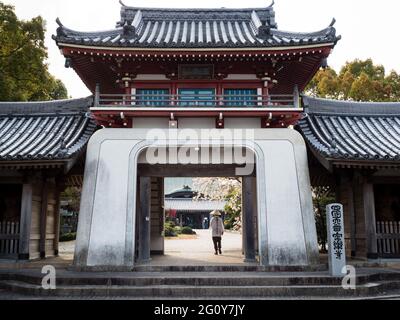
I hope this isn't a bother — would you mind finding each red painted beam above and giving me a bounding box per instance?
[61,46,333,57]
[91,111,303,128]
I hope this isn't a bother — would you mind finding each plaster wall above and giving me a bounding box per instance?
[74,129,318,268]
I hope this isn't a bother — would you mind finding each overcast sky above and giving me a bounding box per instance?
[4,0,400,98]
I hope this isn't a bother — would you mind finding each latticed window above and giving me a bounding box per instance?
[224,89,257,107]
[179,89,216,107]
[136,89,169,106]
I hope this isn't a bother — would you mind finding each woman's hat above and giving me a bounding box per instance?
[211,210,221,216]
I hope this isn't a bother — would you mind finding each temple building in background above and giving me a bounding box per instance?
[0,2,399,267]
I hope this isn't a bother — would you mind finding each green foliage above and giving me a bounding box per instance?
[164,221,177,237]
[181,226,195,235]
[174,226,183,235]
[59,232,76,242]
[313,187,336,253]
[307,59,400,102]
[0,2,68,101]
[223,187,242,231]
[224,219,233,230]
[61,187,81,212]
[163,222,196,236]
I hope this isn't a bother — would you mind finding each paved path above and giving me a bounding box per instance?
[154,229,248,265]
[17,232,400,268]
[57,230,249,266]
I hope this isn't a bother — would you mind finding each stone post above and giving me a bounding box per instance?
[327,204,347,276]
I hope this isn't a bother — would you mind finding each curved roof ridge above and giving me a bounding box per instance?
[54,20,123,38]
[0,96,93,115]
[119,5,275,12]
[271,25,337,38]
[303,95,400,116]
[53,5,340,49]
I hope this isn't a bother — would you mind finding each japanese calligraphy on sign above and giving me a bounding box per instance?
[326,204,346,276]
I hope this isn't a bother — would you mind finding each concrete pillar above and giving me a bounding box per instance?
[242,176,256,262]
[18,183,33,260]
[138,176,151,263]
[363,182,378,259]
[151,177,165,255]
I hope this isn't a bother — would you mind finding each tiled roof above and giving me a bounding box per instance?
[53,3,339,49]
[298,96,400,163]
[164,199,226,212]
[0,97,97,164]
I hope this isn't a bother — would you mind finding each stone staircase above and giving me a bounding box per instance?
[1,266,400,299]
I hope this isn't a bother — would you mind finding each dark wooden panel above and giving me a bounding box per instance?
[137,164,256,178]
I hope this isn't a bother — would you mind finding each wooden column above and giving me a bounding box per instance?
[39,177,49,259]
[18,183,33,260]
[242,176,256,262]
[339,172,357,257]
[363,182,378,259]
[348,176,357,257]
[53,178,64,256]
[138,176,151,263]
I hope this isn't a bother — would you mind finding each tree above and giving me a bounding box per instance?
[307,67,340,99]
[61,187,81,213]
[313,186,335,253]
[193,178,242,231]
[0,2,68,101]
[306,59,400,102]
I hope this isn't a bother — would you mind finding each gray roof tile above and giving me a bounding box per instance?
[0,97,97,163]
[164,199,226,212]
[298,96,400,163]
[53,5,339,49]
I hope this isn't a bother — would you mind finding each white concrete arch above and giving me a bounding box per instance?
[73,128,319,269]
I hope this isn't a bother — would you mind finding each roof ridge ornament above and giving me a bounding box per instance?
[251,10,271,38]
[268,0,275,8]
[55,18,67,37]
[123,19,136,36]
[56,17,63,27]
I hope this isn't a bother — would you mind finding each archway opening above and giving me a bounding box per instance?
[134,151,259,266]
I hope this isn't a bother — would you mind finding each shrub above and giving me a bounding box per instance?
[164,223,177,237]
[224,220,233,230]
[181,226,195,235]
[59,232,76,242]
[174,226,183,235]
[164,221,176,229]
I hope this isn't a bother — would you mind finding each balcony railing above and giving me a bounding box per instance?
[94,91,301,110]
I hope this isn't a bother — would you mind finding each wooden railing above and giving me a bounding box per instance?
[376,221,400,258]
[94,92,300,109]
[0,221,20,258]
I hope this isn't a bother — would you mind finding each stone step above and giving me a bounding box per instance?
[2,271,399,287]
[1,269,400,299]
[2,279,400,299]
[73,265,329,273]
